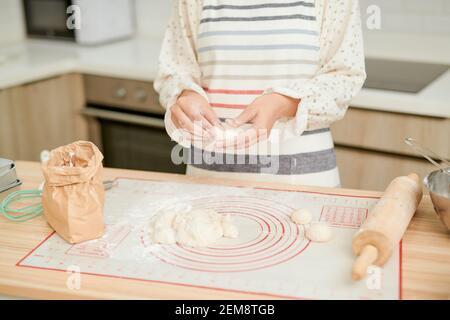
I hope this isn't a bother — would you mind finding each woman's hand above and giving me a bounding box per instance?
[223,93,299,149]
[171,90,221,140]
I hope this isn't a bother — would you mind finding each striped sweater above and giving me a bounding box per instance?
[154,0,366,187]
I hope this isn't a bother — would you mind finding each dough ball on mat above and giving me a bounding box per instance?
[291,209,312,225]
[305,223,333,243]
[149,209,239,247]
[148,211,177,244]
[222,215,239,239]
[152,228,176,244]
[173,209,224,247]
[150,211,176,230]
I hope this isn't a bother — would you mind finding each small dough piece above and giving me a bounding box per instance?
[305,223,333,243]
[223,224,239,238]
[212,121,252,141]
[291,209,312,225]
[213,125,241,140]
[222,215,239,238]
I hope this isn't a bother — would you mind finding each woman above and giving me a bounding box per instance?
[154,0,366,187]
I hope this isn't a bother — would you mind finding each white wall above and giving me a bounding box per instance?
[0,0,25,45]
[360,0,450,35]
[135,0,450,36]
[141,0,450,37]
[0,0,449,46]
[135,0,172,38]
[0,0,171,45]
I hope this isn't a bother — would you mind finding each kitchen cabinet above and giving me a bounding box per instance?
[335,146,436,190]
[332,108,449,190]
[0,74,88,161]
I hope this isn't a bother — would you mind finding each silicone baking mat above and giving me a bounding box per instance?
[17,178,401,299]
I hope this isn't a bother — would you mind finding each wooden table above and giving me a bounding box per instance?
[0,161,449,299]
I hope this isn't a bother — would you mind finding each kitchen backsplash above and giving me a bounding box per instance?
[134,0,171,38]
[135,0,450,37]
[0,0,449,46]
[360,0,450,35]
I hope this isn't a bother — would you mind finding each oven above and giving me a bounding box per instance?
[82,75,186,174]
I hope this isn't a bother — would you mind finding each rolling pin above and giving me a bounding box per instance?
[352,173,423,280]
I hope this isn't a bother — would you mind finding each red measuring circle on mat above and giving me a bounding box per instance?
[141,196,311,272]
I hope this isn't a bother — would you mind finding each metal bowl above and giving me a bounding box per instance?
[424,169,450,231]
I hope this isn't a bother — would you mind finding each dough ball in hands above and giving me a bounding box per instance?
[213,123,242,141]
[211,121,252,147]
[291,209,312,225]
[306,223,333,243]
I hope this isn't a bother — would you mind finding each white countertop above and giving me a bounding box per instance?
[0,33,449,118]
[0,36,162,88]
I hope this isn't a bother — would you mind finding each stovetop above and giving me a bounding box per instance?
[363,58,449,93]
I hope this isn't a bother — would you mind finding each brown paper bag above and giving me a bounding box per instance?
[42,141,105,244]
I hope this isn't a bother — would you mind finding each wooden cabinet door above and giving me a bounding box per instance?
[332,108,450,159]
[332,107,449,191]
[335,147,436,191]
[0,74,88,161]
[0,88,18,159]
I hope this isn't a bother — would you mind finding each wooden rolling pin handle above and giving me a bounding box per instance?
[352,245,378,281]
[351,172,422,281]
[407,173,419,184]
